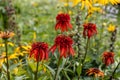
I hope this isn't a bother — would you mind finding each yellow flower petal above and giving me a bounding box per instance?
[21,45,31,51]
[0,43,4,47]
[73,0,81,6]
[97,0,120,5]
[8,42,14,47]
[107,24,116,32]
[9,53,18,59]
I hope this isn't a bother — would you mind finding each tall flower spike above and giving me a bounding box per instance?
[86,68,104,77]
[102,52,114,66]
[109,28,117,52]
[49,35,75,58]
[30,42,49,62]
[83,23,97,39]
[55,13,72,32]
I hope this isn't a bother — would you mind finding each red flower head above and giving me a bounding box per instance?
[86,68,104,77]
[83,23,97,39]
[102,52,114,66]
[49,35,75,58]
[55,13,72,32]
[30,42,49,62]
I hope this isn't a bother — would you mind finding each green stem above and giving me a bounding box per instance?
[109,61,120,80]
[4,39,10,80]
[78,76,80,80]
[54,58,61,80]
[82,38,90,64]
[34,52,40,80]
[80,38,89,78]
[66,0,69,13]
[34,61,39,80]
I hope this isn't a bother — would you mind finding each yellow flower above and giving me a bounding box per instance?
[14,45,30,56]
[59,0,92,9]
[97,0,120,5]
[80,0,92,10]
[0,55,5,68]
[107,24,116,32]
[0,42,14,47]
[8,42,14,47]
[0,43,4,47]
[0,51,19,68]
[0,31,15,39]
[74,0,93,9]
[9,53,18,59]
[86,6,101,18]
[21,45,31,51]
[72,0,81,6]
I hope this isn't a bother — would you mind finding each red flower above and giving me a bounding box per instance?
[49,35,75,58]
[55,13,72,32]
[30,42,49,62]
[83,23,97,39]
[86,68,104,77]
[102,52,114,66]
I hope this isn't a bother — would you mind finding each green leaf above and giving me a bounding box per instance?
[44,64,55,77]
[76,64,82,76]
[15,75,26,80]
[9,63,21,70]
[63,70,71,80]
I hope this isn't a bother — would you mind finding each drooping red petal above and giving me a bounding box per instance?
[55,13,72,32]
[102,52,114,66]
[55,23,60,30]
[29,42,49,62]
[83,23,97,39]
[68,23,72,29]
[69,46,75,56]
[39,50,43,61]
[49,44,57,54]
[60,47,66,58]
[50,35,75,58]
[45,51,48,60]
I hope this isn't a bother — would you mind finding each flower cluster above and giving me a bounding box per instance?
[60,0,120,7]
[102,52,114,66]
[48,12,75,58]
[83,23,97,39]
[55,13,72,32]
[50,35,75,58]
[30,42,49,62]
[29,13,74,61]
[59,0,120,19]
